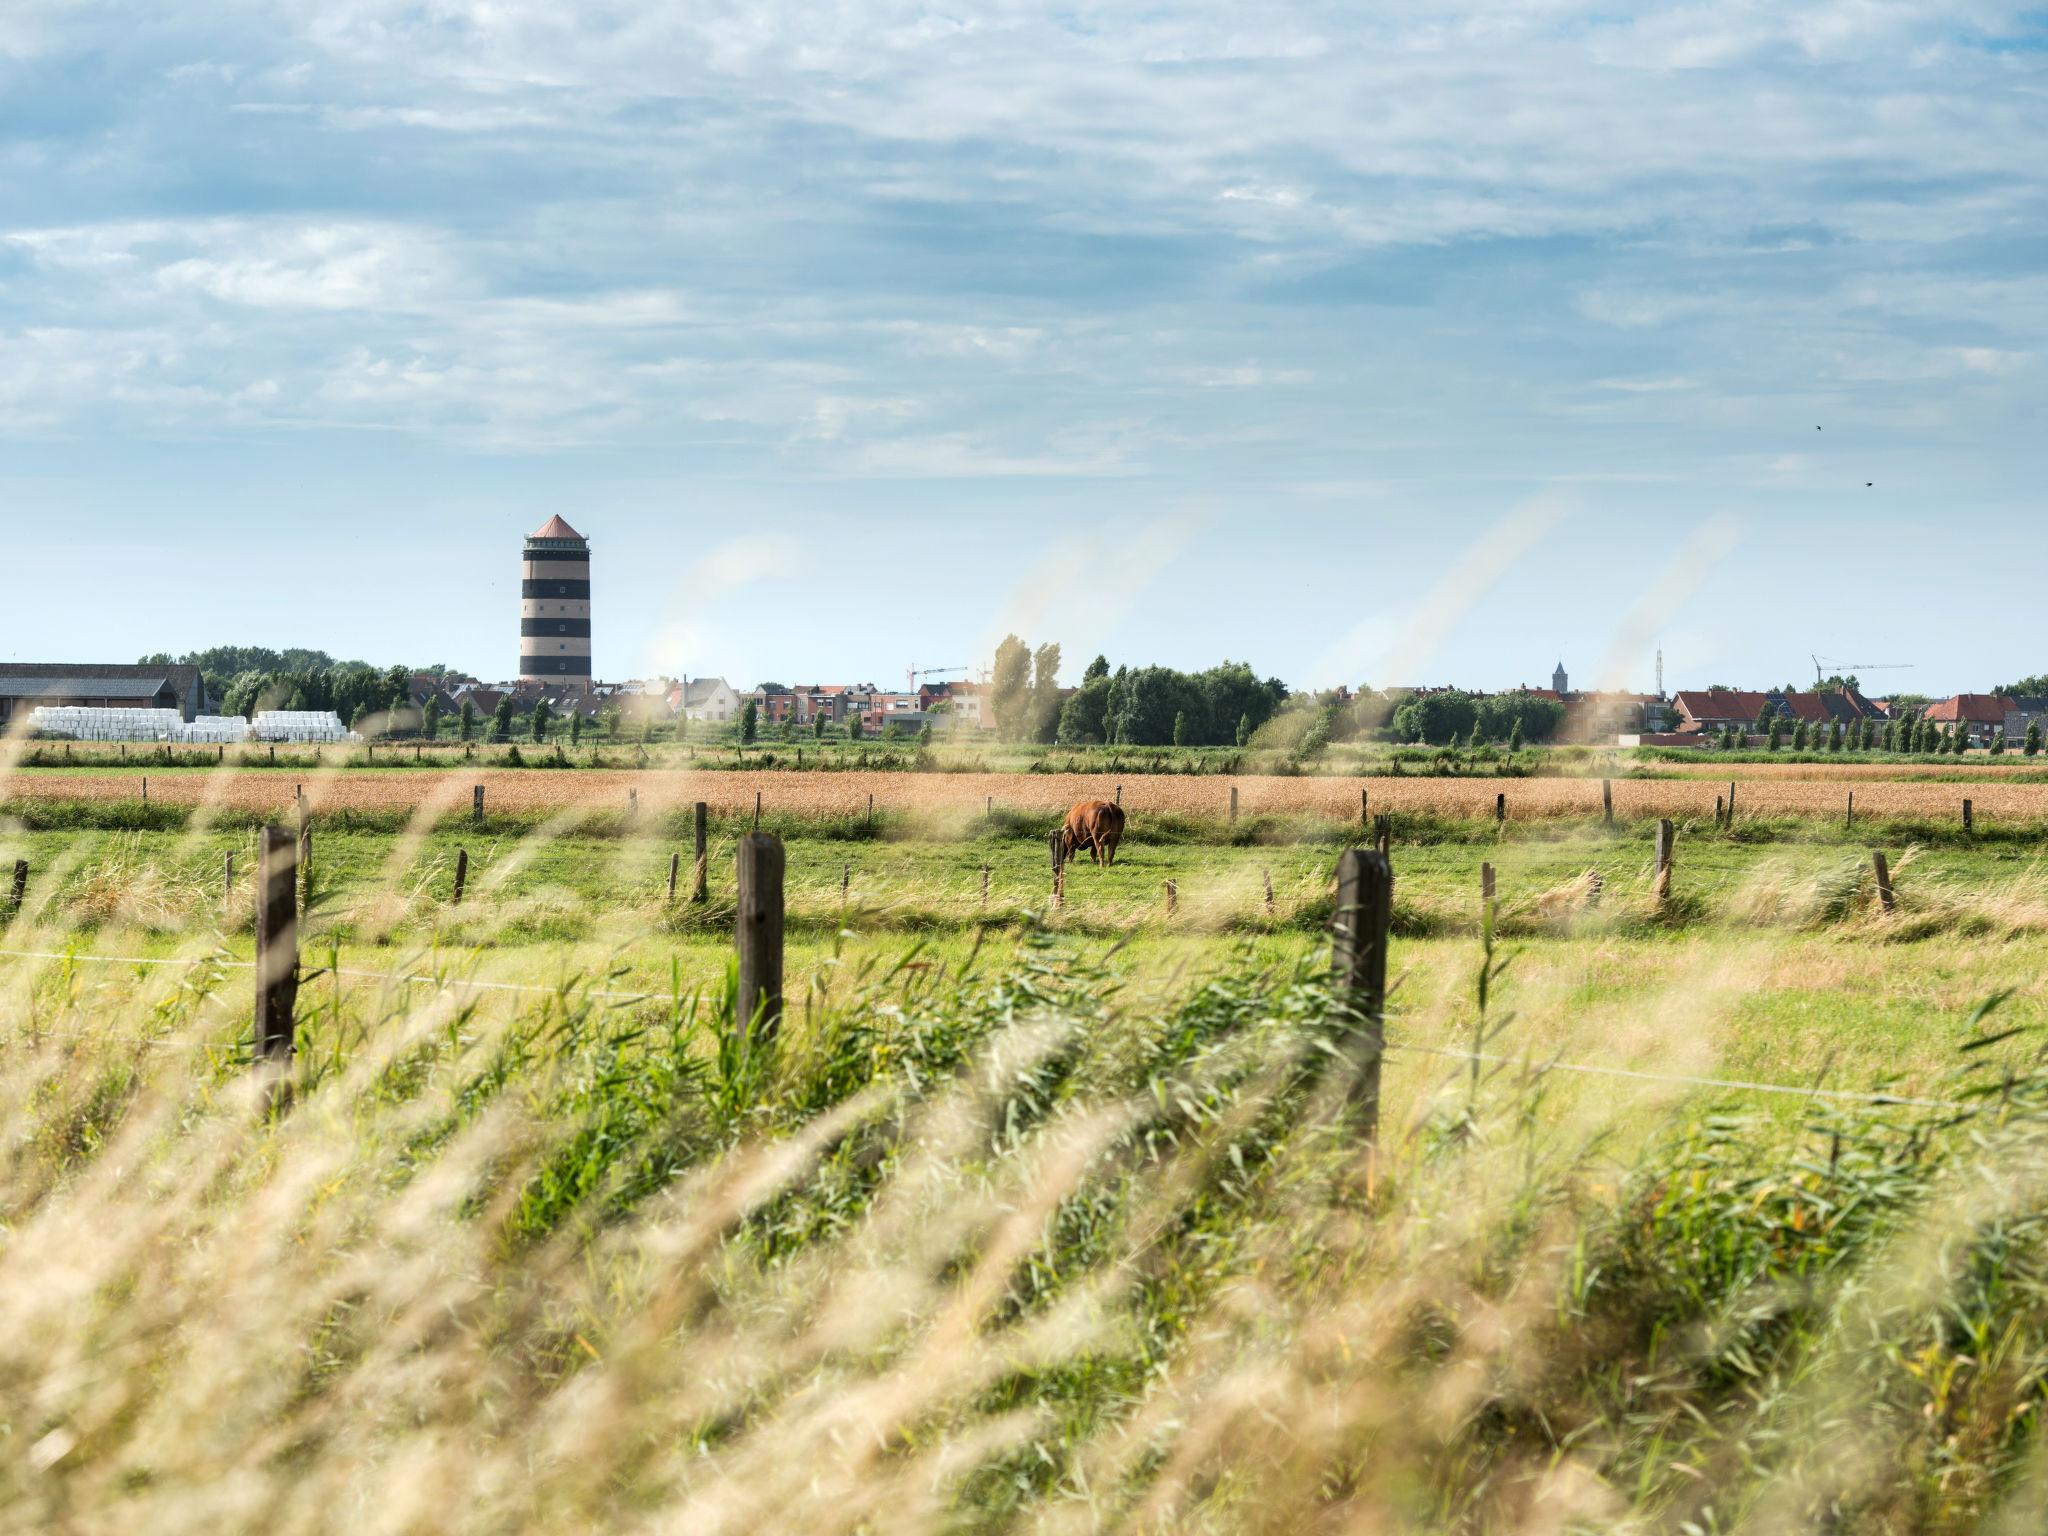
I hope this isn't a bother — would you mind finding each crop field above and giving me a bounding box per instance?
[10,761,2048,828]
[6,764,2048,1531]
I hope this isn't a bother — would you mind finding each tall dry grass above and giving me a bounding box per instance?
[3,914,2048,1533]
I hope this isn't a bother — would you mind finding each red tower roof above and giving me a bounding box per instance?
[528,515,584,541]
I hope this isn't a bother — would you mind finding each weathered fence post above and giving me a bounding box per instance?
[254,824,300,1073]
[1165,878,1177,917]
[1727,780,1737,826]
[981,862,990,909]
[1963,798,1974,833]
[1872,850,1895,913]
[1481,860,1496,910]
[1846,791,1855,831]
[472,783,485,824]
[1360,787,1369,825]
[1263,867,1275,913]
[453,848,468,906]
[753,790,762,831]
[629,787,639,818]
[735,833,785,1042]
[867,792,874,831]
[1715,793,1724,827]
[692,801,709,902]
[7,859,26,917]
[841,862,850,912]
[1115,783,1122,806]
[1654,818,1674,905]
[1050,831,1066,908]
[141,775,148,803]
[1230,785,1239,824]
[1602,777,1613,824]
[667,851,680,903]
[1494,791,1505,825]
[295,793,312,915]
[1373,814,1391,856]
[1332,848,1394,1147]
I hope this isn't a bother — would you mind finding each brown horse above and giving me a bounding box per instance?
[1060,799,1126,866]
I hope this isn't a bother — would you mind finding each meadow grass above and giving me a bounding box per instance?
[7,795,2048,1530]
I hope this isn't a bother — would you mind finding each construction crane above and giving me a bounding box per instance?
[1812,655,1913,688]
[906,664,967,691]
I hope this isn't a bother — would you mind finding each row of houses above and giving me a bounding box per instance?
[396,674,993,735]
[1666,689,2048,746]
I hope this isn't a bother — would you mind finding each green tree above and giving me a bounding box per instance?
[813,714,827,739]
[1767,718,1783,751]
[2027,722,2042,756]
[848,714,864,741]
[531,698,552,742]
[1030,642,1064,743]
[918,723,934,747]
[1235,713,1251,747]
[1083,654,1110,682]
[1828,720,1843,751]
[1754,702,1776,735]
[1792,721,1809,751]
[388,688,409,736]
[990,635,1034,740]
[1990,728,2005,755]
[601,705,622,739]
[1955,726,1971,756]
[740,700,758,745]
[1466,723,1484,750]
[570,710,583,746]
[1507,718,1524,751]
[422,695,442,740]
[491,697,515,743]
[459,698,476,741]
[1173,711,1189,747]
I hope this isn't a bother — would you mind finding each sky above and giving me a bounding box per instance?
[2,0,2044,697]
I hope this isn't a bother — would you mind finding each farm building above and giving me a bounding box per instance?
[0,663,207,730]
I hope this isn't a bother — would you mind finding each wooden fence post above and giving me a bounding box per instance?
[692,801,709,902]
[735,833,785,1042]
[841,862,850,912]
[1165,878,1177,917]
[667,851,680,903]
[867,792,874,831]
[629,787,639,818]
[1602,778,1613,824]
[7,859,26,917]
[1727,780,1736,827]
[453,848,468,906]
[296,794,312,915]
[1050,831,1066,908]
[981,862,990,909]
[1654,818,1674,905]
[754,791,762,831]
[1872,850,1895,913]
[1263,867,1275,913]
[1963,798,1974,833]
[1115,783,1122,806]
[141,775,148,802]
[1715,793,1724,827]
[1494,791,1505,825]
[1332,848,1394,1146]
[472,783,485,824]
[1360,787,1368,825]
[254,824,300,1071]
[1230,785,1239,824]
[1373,814,1391,856]
[1846,791,1854,831]
[1481,860,1496,910]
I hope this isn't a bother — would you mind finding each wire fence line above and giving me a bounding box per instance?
[0,947,666,1006]
[0,942,1984,1112]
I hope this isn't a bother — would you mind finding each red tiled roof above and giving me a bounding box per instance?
[1673,689,1773,721]
[529,515,584,541]
[1924,694,2012,724]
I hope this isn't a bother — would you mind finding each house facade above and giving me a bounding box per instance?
[1924,694,2012,746]
[676,677,740,723]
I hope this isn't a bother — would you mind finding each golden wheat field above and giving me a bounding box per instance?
[7,765,2047,823]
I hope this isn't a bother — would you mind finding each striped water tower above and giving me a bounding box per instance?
[520,515,593,686]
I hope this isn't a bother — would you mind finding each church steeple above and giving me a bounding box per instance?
[1552,660,1568,695]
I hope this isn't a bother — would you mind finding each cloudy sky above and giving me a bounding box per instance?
[3,1,2043,694]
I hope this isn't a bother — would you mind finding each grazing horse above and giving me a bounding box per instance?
[1060,800,1126,867]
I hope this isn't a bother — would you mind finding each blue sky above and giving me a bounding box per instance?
[2,1,2043,696]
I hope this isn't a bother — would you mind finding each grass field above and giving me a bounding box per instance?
[6,765,2048,1530]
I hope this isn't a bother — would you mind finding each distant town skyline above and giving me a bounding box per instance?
[3,3,2043,692]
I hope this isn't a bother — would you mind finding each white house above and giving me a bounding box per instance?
[675,676,740,723]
